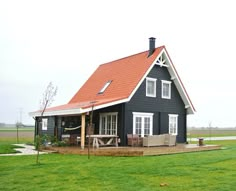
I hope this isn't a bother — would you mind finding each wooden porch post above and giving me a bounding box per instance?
[81,113,86,149]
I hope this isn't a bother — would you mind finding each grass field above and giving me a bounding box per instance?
[0,130,236,190]
[188,128,236,138]
[0,127,34,132]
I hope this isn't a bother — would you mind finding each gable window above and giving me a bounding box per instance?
[169,114,178,135]
[42,118,48,130]
[98,80,112,94]
[133,112,153,137]
[99,112,118,135]
[162,80,171,99]
[146,78,157,97]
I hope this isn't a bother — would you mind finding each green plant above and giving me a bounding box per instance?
[52,140,68,147]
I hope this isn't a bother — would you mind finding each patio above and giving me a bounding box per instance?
[46,144,221,157]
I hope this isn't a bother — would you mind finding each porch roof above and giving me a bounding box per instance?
[29,96,128,117]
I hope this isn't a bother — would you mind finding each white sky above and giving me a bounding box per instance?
[1,0,236,127]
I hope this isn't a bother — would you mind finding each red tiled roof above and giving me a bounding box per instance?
[69,47,164,106]
[30,45,195,116]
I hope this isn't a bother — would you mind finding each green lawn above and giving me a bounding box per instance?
[0,140,236,191]
[0,127,34,132]
[0,137,34,154]
[0,143,23,154]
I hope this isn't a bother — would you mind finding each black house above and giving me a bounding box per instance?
[30,37,195,148]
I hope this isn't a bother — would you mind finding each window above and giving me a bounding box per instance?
[146,78,157,97]
[162,80,171,99]
[169,114,178,135]
[42,118,48,130]
[98,80,112,94]
[133,112,153,137]
[99,112,118,135]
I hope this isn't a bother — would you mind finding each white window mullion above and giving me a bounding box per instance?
[141,117,144,137]
[150,117,153,135]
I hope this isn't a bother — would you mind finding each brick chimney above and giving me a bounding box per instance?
[148,37,156,57]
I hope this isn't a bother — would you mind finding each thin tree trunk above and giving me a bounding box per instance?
[36,100,48,164]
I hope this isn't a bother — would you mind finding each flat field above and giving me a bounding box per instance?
[0,127,34,140]
[188,128,236,138]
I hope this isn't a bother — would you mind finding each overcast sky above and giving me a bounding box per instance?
[1,0,236,127]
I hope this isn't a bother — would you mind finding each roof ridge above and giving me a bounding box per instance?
[99,46,165,67]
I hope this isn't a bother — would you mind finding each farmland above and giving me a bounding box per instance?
[188,128,236,138]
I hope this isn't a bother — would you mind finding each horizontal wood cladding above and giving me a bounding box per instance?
[126,65,185,114]
[124,65,187,143]
[37,116,55,136]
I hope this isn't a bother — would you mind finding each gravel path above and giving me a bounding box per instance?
[0,144,48,156]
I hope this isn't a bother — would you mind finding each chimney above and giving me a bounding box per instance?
[148,37,156,57]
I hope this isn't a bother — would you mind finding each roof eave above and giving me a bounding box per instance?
[29,107,82,117]
[29,98,130,117]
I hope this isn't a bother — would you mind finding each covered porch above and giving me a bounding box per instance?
[59,113,95,149]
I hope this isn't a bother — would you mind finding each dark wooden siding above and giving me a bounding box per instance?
[37,116,55,137]
[124,64,187,143]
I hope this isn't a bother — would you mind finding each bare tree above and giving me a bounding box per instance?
[36,82,57,164]
[40,82,58,115]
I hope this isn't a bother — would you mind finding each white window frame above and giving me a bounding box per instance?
[132,112,153,137]
[168,114,178,135]
[99,112,118,135]
[42,118,48,130]
[146,77,157,97]
[98,80,112,94]
[161,80,171,99]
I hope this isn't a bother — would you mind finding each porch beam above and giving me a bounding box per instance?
[81,113,86,149]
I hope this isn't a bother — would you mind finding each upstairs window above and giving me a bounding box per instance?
[98,80,112,94]
[146,78,157,97]
[162,80,171,99]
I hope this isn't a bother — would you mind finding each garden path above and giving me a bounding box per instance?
[0,144,48,156]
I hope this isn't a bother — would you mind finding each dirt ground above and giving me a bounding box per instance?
[0,131,34,138]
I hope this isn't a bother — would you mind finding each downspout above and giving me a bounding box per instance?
[122,103,126,146]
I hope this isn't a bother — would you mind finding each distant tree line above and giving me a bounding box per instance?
[0,123,5,127]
